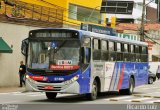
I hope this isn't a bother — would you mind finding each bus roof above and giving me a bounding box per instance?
[79,30,148,46]
[30,28,148,46]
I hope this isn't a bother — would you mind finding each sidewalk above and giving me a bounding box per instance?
[0,86,25,93]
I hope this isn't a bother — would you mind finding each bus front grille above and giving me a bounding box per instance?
[37,86,62,91]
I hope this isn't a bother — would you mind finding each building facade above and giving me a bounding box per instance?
[0,0,106,87]
[19,0,106,28]
[106,0,157,24]
[116,23,160,62]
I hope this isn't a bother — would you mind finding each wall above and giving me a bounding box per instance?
[0,22,39,87]
[146,6,157,23]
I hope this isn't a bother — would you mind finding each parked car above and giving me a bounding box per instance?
[148,71,156,84]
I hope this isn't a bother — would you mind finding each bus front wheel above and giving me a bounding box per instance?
[45,92,57,100]
[86,80,98,100]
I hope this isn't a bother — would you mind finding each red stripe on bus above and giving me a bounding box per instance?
[117,64,125,90]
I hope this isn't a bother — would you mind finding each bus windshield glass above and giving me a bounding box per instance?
[27,40,80,70]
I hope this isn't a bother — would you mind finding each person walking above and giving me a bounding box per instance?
[156,65,160,79]
[19,61,26,87]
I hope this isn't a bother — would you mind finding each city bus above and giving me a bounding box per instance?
[21,28,148,100]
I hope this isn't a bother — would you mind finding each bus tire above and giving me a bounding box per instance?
[45,92,57,100]
[86,79,98,100]
[120,77,134,95]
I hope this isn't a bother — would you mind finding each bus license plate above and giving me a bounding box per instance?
[44,86,54,90]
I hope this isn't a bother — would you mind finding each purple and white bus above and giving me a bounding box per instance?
[21,28,148,100]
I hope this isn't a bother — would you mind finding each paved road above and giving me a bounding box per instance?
[0,80,160,104]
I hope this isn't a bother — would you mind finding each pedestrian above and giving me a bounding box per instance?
[156,65,160,79]
[19,61,26,87]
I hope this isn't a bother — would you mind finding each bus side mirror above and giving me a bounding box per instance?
[21,38,28,56]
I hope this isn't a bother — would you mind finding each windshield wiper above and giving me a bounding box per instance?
[54,40,67,53]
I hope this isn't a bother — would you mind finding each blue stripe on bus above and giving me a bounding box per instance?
[77,65,91,94]
[109,62,148,91]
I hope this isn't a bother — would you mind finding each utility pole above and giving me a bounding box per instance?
[158,0,160,22]
[140,0,145,42]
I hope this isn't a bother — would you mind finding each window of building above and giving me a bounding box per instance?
[69,4,104,24]
[69,4,77,20]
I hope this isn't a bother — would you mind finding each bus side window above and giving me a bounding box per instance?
[134,45,141,62]
[130,45,136,62]
[123,44,129,61]
[101,40,109,61]
[109,41,116,61]
[108,41,114,51]
[93,39,101,60]
[141,46,148,62]
[116,42,123,61]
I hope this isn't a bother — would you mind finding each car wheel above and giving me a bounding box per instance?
[148,77,154,84]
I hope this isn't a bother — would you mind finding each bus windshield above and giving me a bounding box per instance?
[27,40,80,69]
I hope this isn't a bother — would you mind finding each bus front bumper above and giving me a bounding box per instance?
[25,78,80,94]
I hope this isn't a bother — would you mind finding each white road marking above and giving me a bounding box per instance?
[125,97,151,102]
[0,93,9,95]
[104,96,132,101]
[28,94,44,97]
[0,92,21,95]
[1,101,18,104]
[145,100,160,104]
[141,87,159,90]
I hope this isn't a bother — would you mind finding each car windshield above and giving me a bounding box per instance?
[27,40,80,69]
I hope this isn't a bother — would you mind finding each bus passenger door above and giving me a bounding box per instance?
[104,62,115,91]
[80,47,91,93]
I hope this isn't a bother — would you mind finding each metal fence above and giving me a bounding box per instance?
[0,0,64,27]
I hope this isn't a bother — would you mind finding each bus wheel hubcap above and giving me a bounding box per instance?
[92,83,97,97]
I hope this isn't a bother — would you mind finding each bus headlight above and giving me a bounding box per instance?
[26,75,36,83]
[64,75,79,85]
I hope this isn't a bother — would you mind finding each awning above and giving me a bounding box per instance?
[0,37,12,53]
[152,55,160,59]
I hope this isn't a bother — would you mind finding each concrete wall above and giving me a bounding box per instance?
[0,22,40,87]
